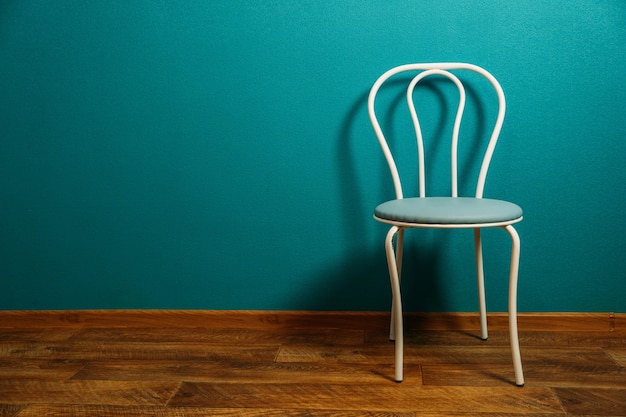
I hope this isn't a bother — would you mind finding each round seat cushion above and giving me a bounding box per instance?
[374,197,522,225]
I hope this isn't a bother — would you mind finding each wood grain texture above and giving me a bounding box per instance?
[68,327,365,345]
[422,363,626,388]
[1,310,622,331]
[0,380,178,406]
[12,405,416,417]
[0,359,87,379]
[0,404,25,417]
[554,388,626,415]
[0,310,624,416]
[0,340,280,361]
[168,382,562,414]
[72,360,398,384]
[606,348,626,366]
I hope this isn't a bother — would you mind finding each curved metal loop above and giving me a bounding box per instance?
[407,69,466,198]
[368,63,506,199]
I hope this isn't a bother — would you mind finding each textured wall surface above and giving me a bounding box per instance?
[1,1,625,311]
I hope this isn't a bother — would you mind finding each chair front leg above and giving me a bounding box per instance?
[385,225,404,382]
[504,224,524,386]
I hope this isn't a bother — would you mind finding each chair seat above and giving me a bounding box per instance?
[375,197,522,225]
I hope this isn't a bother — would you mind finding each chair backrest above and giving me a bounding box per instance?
[368,63,506,200]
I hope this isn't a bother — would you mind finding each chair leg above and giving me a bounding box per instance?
[504,224,524,386]
[389,229,404,341]
[385,226,404,382]
[474,228,488,340]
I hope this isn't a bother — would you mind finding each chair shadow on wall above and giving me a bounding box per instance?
[300,71,487,316]
[301,77,490,315]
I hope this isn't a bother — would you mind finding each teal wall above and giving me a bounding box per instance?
[1,1,625,312]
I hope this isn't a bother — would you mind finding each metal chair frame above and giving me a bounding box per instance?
[368,63,524,386]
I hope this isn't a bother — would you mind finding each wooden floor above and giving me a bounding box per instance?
[0,310,624,416]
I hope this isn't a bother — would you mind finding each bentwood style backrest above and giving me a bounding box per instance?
[368,63,506,200]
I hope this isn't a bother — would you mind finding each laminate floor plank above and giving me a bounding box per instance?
[276,344,392,364]
[369,329,626,349]
[0,328,80,342]
[69,327,364,346]
[605,348,626,366]
[517,347,620,367]
[0,404,24,417]
[277,344,616,367]
[565,332,626,348]
[553,388,626,415]
[12,405,416,417]
[0,341,279,361]
[422,364,626,388]
[0,380,178,406]
[367,329,571,347]
[276,344,520,365]
[71,359,405,384]
[168,382,563,414]
[0,359,88,379]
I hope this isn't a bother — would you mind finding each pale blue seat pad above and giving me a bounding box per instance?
[375,197,522,224]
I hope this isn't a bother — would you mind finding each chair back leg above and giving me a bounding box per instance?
[474,228,488,340]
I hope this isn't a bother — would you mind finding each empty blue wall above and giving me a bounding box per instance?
[1,1,625,312]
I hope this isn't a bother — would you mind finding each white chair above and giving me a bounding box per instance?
[368,63,524,386]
